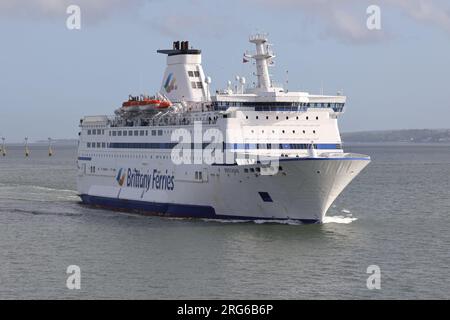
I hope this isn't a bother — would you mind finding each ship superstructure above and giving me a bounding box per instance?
[76,35,370,222]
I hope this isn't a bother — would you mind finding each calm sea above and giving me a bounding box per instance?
[0,144,449,299]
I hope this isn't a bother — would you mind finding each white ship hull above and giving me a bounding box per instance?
[77,154,369,223]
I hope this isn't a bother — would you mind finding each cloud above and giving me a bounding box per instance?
[2,0,449,42]
[388,0,450,33]
[0,0,146,21]
[254,0,450,43]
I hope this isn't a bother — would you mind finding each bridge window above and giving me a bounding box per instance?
[188,71,194,77]
[194,71,200,77]
[191,81,197,89]
[87,130,91,135]
[196,82,203,89]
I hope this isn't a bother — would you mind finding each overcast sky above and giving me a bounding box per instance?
[1,0,450,142]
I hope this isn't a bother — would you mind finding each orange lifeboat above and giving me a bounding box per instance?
[121,95,172,112]
[157,100,172,109]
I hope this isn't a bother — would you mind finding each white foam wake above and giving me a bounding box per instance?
[322,215,357,224]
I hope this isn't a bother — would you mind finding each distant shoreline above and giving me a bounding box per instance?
[342,129,450,143]
[2,129,450,145]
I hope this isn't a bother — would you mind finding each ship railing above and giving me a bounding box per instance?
[108,114,219,128]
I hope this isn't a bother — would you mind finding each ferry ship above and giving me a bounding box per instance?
[77,35,370,223]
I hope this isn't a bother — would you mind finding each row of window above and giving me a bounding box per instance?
[250,129,316,134]
[87,129,105,135]
[212,102,345,112]
[110,129,163,137]
[244,166,283,174]
[87,142,107,148]
[246,115,320,121]
[191,81,203,89]
[188,71,200,77]
[194,171,203,180]
[87,142,341,150]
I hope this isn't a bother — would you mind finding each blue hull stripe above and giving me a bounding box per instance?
[79,194,318,223]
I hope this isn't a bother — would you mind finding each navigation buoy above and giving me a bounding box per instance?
[24,137,29,157]
[0,137,4,156]
[48,138,53,157]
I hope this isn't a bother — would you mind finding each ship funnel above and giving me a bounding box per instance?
[157,41,210,103]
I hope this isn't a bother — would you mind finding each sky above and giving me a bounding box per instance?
[0,0,450,142]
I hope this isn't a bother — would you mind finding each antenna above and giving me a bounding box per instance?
[285,70,289,92]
